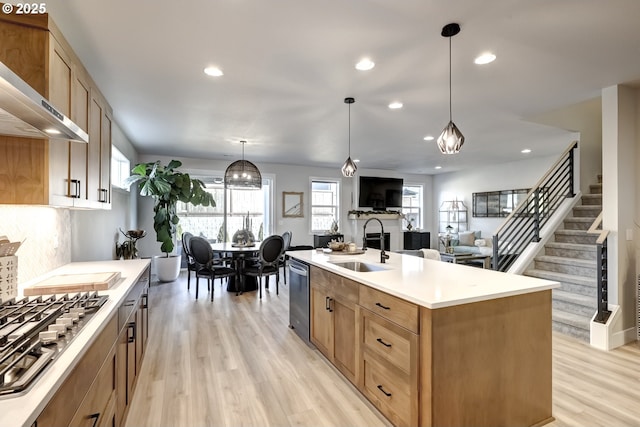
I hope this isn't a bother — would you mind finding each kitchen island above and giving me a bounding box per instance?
[0,259,150,427]
[288,249,559,427]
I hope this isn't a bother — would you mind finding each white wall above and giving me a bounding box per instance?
[432,154,560,244]
[133,154,433,256]
[530,97,603,192]
[602,84,638,336]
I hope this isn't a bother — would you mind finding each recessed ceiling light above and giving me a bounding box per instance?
[355,58,375,71]
[388,102,403,109]
[424,135,434,141]
[521,148,531,154]
[204,66,224,77]
[354,159,361,163]
[474,52,496,65]
[435,166,442,170]
[45,128,61,135]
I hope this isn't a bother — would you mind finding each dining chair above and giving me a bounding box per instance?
[189,236,237,301]
[243,235,284,299]
[181,232,197,290]
[278,231,292,285]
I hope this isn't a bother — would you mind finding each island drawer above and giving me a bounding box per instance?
[310,266,358,304]
[361,308,417,375]
[359,286,419,333]
[362,355,414,427]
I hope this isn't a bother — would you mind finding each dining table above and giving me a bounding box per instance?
[210,242,261,292]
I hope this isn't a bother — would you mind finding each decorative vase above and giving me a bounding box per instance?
[155,254,182,282]
[330,219,339,234]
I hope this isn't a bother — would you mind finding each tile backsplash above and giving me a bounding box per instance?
[0,206,71,284]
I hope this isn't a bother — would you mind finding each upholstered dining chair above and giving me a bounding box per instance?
[243,235,284,299]
[181,232,197,290]
[278,231,292,284]
[421,249,442,261]
[189,236,237,301]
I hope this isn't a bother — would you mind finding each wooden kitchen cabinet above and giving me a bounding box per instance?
[116,267,150,426]
[310,266,358,384]
[357,305,419,427]
[0,12,112,208]
[36,316,118,427]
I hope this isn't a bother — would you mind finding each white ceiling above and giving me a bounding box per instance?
[35,0,640,174]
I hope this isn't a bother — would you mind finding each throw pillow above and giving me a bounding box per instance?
[474,239,486,247]
[458,231,475,246]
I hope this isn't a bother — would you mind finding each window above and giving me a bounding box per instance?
[401,184,423,229]
[111,145,130,190]
[177,176,273,243]
[311,179,340,233]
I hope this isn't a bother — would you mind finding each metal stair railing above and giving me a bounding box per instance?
[492,141,578,271]
[587,212,610,323]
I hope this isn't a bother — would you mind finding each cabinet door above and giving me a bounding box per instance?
[87,95,102,203]
[48,36,73,204]
[68,347,116,427]
[116,327,128,426]
[70,68,90,202]
[332,298,357,383]
[99,110,112,205]
[310,284,333,358]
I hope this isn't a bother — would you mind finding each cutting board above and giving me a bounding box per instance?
[23,271,121,296]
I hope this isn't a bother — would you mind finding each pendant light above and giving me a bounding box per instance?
[341,97,357,177]
[437,23,465,154]
[224,140,262,189]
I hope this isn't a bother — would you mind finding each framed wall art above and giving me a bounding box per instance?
[283,192,303,217]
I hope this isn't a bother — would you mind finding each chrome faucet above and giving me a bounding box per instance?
[362,217,390,263]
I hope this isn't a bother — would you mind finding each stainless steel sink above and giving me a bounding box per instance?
[329,261,388,272]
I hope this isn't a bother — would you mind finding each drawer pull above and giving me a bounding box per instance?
[325,296,330,311]
[375,302,390,310]
[376,338,392,348]
[88,413,100,427]
[377,384,392,397]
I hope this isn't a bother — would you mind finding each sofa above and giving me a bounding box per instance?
[449,231,493,256]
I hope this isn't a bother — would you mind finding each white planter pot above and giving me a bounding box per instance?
[155,254,181,282]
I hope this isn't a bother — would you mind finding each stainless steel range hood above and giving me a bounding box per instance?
[0,61,88,143]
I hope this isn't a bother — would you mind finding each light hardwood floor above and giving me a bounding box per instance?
[125,271,640,427]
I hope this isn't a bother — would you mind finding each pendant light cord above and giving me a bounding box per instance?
[348,103,351,155]
[448,35,452,122]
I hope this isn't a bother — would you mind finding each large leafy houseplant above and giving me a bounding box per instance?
[125,160,215,255]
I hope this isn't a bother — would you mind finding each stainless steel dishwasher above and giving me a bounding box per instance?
[288,258,310,343]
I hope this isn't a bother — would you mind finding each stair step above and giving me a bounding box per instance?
[553,289,597,316]
[572,205,601,218]
[581,194,602,206]
[589,183,602,194]
[545,242,596,260]
[554,229,598,245]
[524,269,597,297]
[535,255,596,277]
[552,310,590,341]
[563,217,594,230]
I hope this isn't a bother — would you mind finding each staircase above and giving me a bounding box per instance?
[524,176,602,341]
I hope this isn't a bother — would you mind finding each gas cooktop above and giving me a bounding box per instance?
[0,292,107,396]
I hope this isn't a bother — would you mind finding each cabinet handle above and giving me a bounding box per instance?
[376,338,392,348]
[127,321,136,343]
[88,413,100,427]
[99,188,108,203]
[375,302,390,310]
[142,294,148,309]
[325,296,330,311]
[377,385,392,397]
[70,179,80,198]
[328,298,333,313]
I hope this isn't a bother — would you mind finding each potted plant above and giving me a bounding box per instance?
[125,160,215,282]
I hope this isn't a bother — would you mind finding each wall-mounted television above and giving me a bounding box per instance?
[358,176,404,209]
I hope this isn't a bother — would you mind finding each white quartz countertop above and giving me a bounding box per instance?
[287,249,559,309]
[1,259,151,427]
